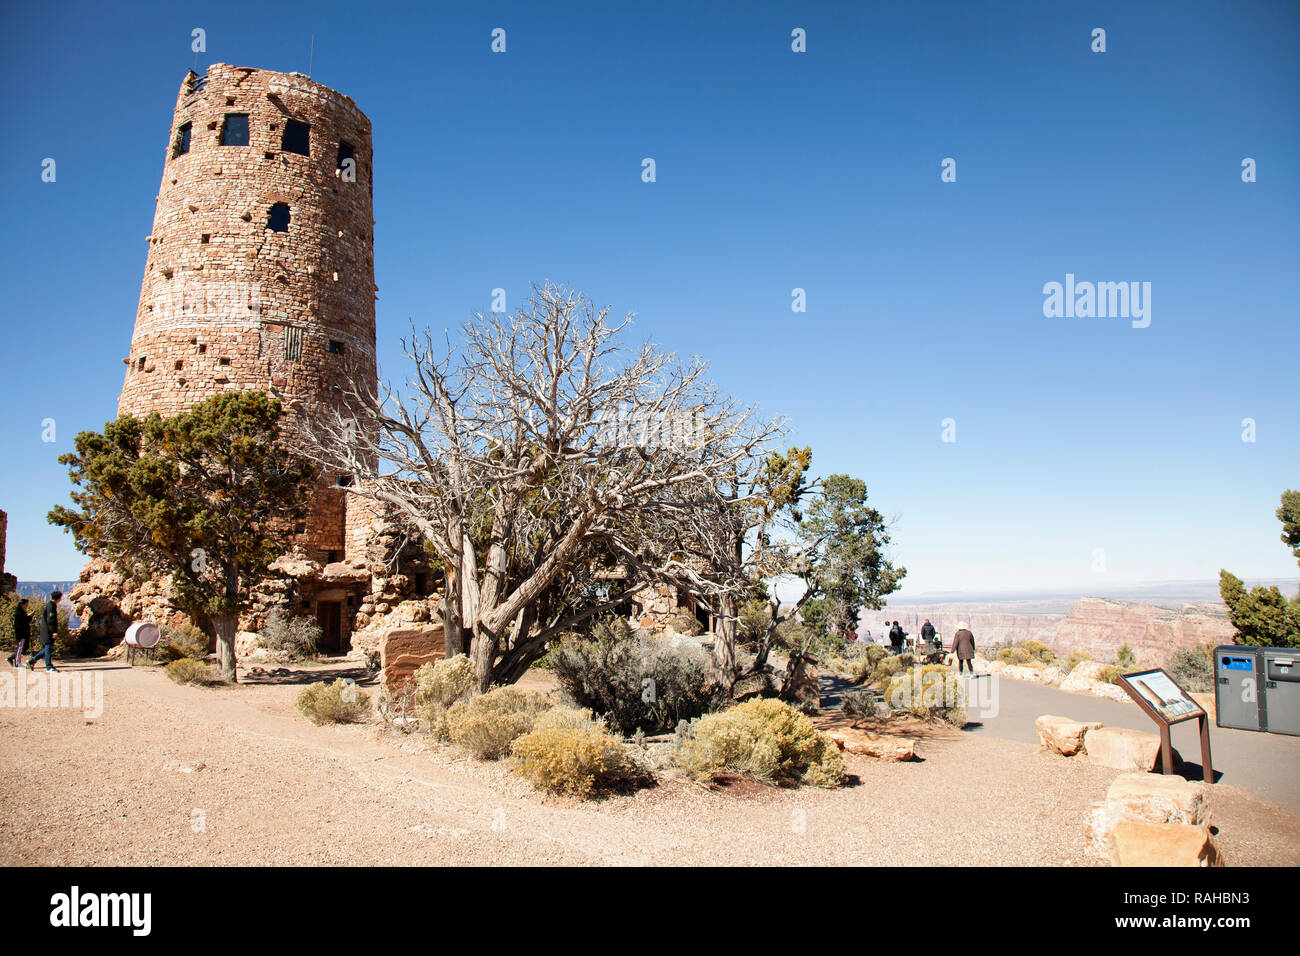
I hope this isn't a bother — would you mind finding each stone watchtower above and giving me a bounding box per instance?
[108,64,382,649]
[119,63,376,561]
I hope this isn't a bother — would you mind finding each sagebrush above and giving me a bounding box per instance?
[296,679,370,724]
[259,608,321,662]
[444,686,553,759]
[164,658,224,686]
[551,616,724,735]
[674,698,844,788]
[510,707,640,797]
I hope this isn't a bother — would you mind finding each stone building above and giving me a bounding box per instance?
[72,65,443,662]
[68,64,704,679]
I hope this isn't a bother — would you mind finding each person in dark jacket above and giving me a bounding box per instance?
[7,597,30,667]
[951,621,975,674]
[888,620,905,652]
[920,619,936,648]
[27,591,60,672]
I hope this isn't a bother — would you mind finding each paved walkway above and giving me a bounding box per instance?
[963,676,1300,814]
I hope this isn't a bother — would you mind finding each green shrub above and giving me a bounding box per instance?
[156,621,209,662]
[738,599,771,644]
[1022,640,1055,663]
[259,608,320,662]
[864,644,889,666]
[883,665,967,727]
[1116,644,1138,668]
[510,707,639,797]
[296,678,370,724]
[1097,664,1124,685]
[674,698,845,788]
[551,617,724,735]
[413,654,478,736]
[667,611,704,637]
[997,646,1033,665]
[1064,649,1093,672]
[870,653,914,688]
[1165,645,1214,693]
[444,686,553,759]
[164,658,224,686]
[841,689,882,720]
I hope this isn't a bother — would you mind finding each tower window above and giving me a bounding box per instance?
[337,474,353,487]
[267,203,290,232]
[220,114,250,146]
[137,356,146,370]
[173,122,192,157]
[281,120,310,156]
[284,326,303,362]
[337,140,354,171]
[329,340,344,355]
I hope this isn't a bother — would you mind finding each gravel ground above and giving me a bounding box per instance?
[1,660,1296,867]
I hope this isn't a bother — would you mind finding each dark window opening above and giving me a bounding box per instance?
[337,140,354,170]
[220,113,250,146]
[198,344,207,354]
[174,360,183,370]
[218,357,231,366]
[173,122,192,158]
[337,474,353,487]
[267,203,290,233]
[326,550,341,564]
[200,234,210,243]
[281,120,310,156]
[414,572,428,596]
[137,356,146,370]
[329,340,344,355]
[225,97,235,106]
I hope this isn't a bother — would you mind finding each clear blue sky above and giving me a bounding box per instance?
[1,0,1296,596]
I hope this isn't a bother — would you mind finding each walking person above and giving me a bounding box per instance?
[888,620,905,653]
[952,621,975,674]
[7,597,30,666]
[26,591,61,672]
[920,618,937,651]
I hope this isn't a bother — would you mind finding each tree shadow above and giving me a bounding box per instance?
[240,661,377,686]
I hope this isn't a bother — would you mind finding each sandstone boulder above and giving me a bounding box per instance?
[1035,714,1103,756]
[986,660,1008,674]
[1001,664,1045,682]
[1086,772,1210,859]
[380,624,446,693]
[828,730,917,761]
[1037,665,1064,686]
[1083,727,1179,772]
[1109,820,1223,867]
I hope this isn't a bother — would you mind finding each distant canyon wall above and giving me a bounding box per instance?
[875,598,1236,667]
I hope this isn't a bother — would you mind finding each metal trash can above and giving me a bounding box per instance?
[1263,648,1300,736]
[1214,646,1264,732]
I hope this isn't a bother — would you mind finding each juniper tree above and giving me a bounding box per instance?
[1219,489,1300,648]
[49,392,316,680]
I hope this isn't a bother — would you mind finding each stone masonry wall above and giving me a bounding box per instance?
[117,64,378,559]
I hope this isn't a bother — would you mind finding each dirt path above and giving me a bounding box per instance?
[1,659,1296,866]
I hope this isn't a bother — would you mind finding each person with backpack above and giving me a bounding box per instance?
[7,597,30,667]
[921,618,936,649]
[27,591,61,672]
[888,620,905,653]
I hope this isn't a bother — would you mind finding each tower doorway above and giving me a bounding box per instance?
[317,600,343,654]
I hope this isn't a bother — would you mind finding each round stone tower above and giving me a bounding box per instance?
[119,64,376,562]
